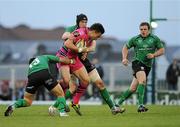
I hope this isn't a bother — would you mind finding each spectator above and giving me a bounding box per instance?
[166,59,180,90]
[0,80,12,100]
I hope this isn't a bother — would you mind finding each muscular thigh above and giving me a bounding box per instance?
[60,66,71,80]
[73,66,89,83]
[88,69,101,83]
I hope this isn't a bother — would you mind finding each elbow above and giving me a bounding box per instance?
[161,48,165,55]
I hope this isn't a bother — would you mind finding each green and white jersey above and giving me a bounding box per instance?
[65,25,78,33]
[126,34,164,67]
[28,55,60,75]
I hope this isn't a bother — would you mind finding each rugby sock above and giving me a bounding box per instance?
[137,84,145,105]
[13,99,28,108]
[55,97,66,113]
[100,88,114,109]
[118,88,133,105]
[73,83,88,104]
[65,89,72,99]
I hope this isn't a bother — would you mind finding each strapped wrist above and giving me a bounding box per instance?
[78,48,83,53]
[70,59,74,64]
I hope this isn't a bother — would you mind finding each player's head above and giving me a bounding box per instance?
[28,57,35,64]
[88,23,105,40]
[76,13,88,28]
[139,22,151,37]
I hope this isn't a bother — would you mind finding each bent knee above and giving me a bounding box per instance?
[94,80,105,89]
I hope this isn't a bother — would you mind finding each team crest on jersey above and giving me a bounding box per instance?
[73,31,80,37]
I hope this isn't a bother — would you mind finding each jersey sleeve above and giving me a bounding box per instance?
[71,29,84,45]
[45,55,60,63]
[155,36,164,49]
[65,25,77,33]
[126,37,135,49]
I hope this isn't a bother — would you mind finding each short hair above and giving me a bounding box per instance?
[89,23,105,34]
[29,57,35,65]
[139,22,151,30]
[76,13,88,26]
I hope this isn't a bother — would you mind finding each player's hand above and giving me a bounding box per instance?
[147,53,155,59]
[81,53,88,61]
[60,57,75,64]
[78,47,89,53]
[122,59,129,66]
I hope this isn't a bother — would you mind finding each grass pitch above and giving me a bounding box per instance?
[0,105,180,127]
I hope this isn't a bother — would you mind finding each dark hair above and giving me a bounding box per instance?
[139,22,151,30]
[29,57,35,64]
[76,13,88,27]
[89,23,105,34]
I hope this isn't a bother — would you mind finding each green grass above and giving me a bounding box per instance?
[0,105,180,127]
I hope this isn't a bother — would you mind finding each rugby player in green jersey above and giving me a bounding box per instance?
[117,22,165,112]
[4,55,74,117]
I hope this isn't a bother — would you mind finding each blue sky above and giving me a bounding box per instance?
[0,0,180,46]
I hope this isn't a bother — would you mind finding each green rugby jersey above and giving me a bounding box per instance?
[126,34,164,67]
[28,55,60,76]
[65,25,78,33]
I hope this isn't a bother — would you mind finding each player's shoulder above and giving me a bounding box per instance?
[130,35,140,41]
[150,34,160,40]
[66,25,78,32]
[73,27,88,37]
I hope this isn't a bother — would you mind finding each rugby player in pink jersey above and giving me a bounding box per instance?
[57,22,125,115]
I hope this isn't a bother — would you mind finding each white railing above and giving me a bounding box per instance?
[0,63,179,105]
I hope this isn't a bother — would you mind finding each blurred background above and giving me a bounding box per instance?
[0,0,180,105]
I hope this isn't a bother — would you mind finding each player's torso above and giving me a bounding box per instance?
[67,28,91,58]
[133,35,157,66]
[28,56,49,75]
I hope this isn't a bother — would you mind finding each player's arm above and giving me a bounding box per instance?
[122,45,129,66]
[147,48,165,59]
[64,34,87,53]
[147,37,165,59]
[86,40,96,52]
[46,55,74,64]
[62,26,75,40]
[62,32,71,40]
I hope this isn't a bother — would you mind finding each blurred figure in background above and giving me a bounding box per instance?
[166,59,179,90]
[0,80,12,100]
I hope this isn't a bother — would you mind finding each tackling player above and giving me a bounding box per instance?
[4,55,74,117]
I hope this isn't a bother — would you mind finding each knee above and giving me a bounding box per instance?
[94,79,105,90]
[24,98,33,106]
[130,87,136,93]
[138,79,146,84]
[62,77,70,86]
[82,77,90,86]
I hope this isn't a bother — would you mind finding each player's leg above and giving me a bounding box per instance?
[4,92,34,116]
[59,66,76,99]
[49,83,68,116]
[89,69,125,114]
[4,72,38,117]
[72,66,90,104]
[64,74,78,99]
[118,77,138,105]
[136,71,148,112]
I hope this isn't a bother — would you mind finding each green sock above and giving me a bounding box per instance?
[54,97,66,113]
[118,88,133,105]
[65,89,72,99]
[137,84,145,105]
[14,99,28,108]
[100,88,114,109]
